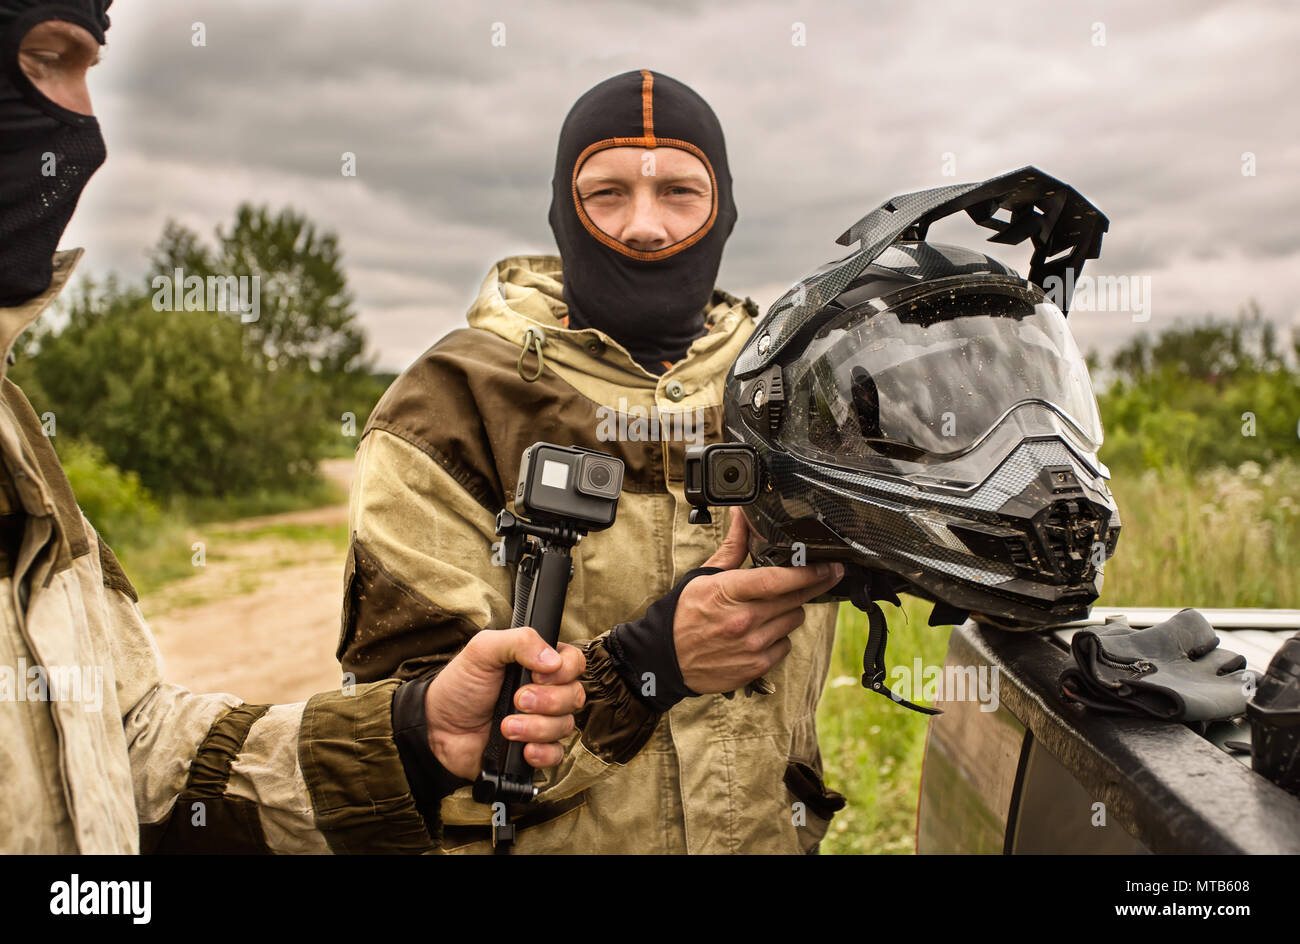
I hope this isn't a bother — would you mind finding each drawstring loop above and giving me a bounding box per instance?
[517,327,546,382]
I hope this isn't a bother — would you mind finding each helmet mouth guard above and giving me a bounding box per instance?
[734,429,1120,625]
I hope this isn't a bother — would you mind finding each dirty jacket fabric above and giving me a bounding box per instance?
[1,250,439,854]
[340,254,842,853]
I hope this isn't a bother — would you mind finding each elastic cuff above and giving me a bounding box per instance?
[392,677,472,834]
[608,566,723,712]
[298,679,437,854]
[575,636,664,765]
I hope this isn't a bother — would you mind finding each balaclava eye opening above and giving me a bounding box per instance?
[547,69,737,374]
[0,0,110,307]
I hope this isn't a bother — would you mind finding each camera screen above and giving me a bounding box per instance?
[541,459,570,489]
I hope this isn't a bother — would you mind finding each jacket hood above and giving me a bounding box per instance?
[465,254,757,386]
[0,248,79,385]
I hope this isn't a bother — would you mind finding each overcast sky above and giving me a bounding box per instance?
[62,0,1299,371]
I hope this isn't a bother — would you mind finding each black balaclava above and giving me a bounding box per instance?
[0,0,110,307]
[547,69,737,373]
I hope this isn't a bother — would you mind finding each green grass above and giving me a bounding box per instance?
[206,521,350,550]
[111,480,347,597]
[817,596,953,854]
[111,517,202,596]
[178,477,346,525]
[1097,459,1300,609]
[817,458,1300,855]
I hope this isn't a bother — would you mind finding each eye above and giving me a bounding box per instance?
[19,48,62,79]
[18,26,100,81]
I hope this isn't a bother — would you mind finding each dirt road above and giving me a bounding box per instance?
[145,459,355,704]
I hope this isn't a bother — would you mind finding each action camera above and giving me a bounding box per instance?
[514,443,624,530]
[684,443,760,523]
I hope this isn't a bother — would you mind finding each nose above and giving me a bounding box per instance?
[620,188,669,252]
[63,78,94,116]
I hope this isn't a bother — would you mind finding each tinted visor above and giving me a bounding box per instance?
[783,276,1103,468]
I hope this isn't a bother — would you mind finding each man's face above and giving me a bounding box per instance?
[17,18,99,115]
[575,146,712,253]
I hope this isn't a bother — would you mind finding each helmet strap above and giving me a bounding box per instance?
[848,576,942,716]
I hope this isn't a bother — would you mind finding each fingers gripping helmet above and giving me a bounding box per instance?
[726,167,1121,630]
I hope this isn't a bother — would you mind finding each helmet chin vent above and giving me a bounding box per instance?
[1040,499,1106,583]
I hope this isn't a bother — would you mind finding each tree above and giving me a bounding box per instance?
[14,206,393,497]
[149,205,367,376]
[12,283,325,498]
[1109,300,1283,385]
[1098,304,1300,473]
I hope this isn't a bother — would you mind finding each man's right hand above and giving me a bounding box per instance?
[673,511,843,694]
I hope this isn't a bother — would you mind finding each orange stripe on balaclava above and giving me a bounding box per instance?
[547,70,737,373]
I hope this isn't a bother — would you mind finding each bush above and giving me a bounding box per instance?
[54,438,161,548]
[14,293,328,498]
[1097,310,1300,474]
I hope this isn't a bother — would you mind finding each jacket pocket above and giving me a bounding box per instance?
[784,760,846,854]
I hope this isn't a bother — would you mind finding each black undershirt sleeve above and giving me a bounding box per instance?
[606,566,722,712]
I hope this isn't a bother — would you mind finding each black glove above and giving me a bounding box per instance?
[1060,608,1255,722]
[391,676,472,833]
[606,567,722,712]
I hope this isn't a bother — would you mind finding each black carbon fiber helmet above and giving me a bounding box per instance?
[726,167,1121,630]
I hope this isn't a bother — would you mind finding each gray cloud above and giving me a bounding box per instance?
[60,0,1299,370]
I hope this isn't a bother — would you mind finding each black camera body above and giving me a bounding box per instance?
[515,443,623,530]
[684,443,760,524]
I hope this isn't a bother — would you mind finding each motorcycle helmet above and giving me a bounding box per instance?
[725,167,1121,630]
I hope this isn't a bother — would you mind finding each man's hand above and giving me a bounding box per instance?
[674,511,843,694]
[423,628,586,780]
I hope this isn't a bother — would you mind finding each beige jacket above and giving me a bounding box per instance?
[341,254,842,854]
[1,251,438,854]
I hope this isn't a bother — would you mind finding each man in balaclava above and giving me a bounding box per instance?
[343,69,844,854]
[0,0,587,854]
[547,69,737,374]
[0,0,108,307]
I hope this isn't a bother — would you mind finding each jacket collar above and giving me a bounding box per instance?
[0,249,82,385]
[467,254,757,388]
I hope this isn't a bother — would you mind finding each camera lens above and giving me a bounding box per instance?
[711,452,755,500]
[578,455,623,499]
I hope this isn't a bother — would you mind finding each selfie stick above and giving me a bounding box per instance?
[473,508,581,846]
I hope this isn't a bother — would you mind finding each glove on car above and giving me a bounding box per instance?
[1060,608,1254,722]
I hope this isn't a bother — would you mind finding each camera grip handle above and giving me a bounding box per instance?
[474,545,572,807]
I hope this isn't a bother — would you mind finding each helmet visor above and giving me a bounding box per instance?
[783,276,1103,467]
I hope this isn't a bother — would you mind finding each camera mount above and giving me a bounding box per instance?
[474,508,582,846]
[473,442,623,852]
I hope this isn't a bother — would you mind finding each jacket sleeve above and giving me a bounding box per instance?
[91,517,443,854]
[341,427,665,810]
